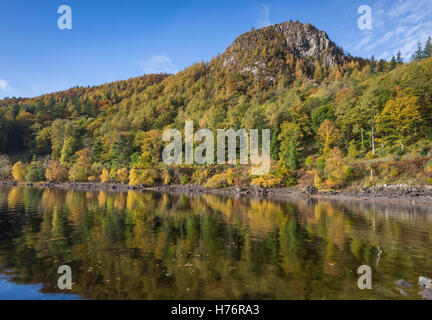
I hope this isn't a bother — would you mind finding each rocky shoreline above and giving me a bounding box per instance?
[2,180,432,205]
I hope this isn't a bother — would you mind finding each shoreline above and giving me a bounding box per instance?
[2,180,432,206]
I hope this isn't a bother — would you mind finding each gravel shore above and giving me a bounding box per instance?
[2,180,432,205]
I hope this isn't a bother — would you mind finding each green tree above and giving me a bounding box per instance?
[389,56,397,71]
[369,55,376,75]
[278,122,302,170]
[396,50,404,64]
[413,41,423,61]
[60,137,75,164]
[424,37,432,58]
[26,160,46,182]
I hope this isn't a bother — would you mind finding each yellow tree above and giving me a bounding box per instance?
[325,147,349,188]
[134,129,162,166]
[317,120,342,154]
[12,162,26,182]
[69,149,91,182]
[117,168,129,184]
[376,94,424,142]
[100,169,109,183]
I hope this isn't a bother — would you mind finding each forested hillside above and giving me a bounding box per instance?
[1,21,432,189]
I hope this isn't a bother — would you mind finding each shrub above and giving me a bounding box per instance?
[420,145,430,157]
[274,160,297,186]
[251,175,282,188]
[0,155,12,179]
[425,159,432,174]
[69,165,89,182]
[46,161,68,182]
[12,162,26,182]
[25,161,46,182]
[100,169,109,183]
[117,168,129,184]
[366,151,376,159]
[316,157,326,171]
[304,156,315,169]
[314,171,324,189]
[396,147,405,156]
[192,168,209,184]
[161,166,175,185]
[129,168,159,186]
[109,167,119,182]
[181,176,189,185]
[205,169,235,188]
[389,167,399,178]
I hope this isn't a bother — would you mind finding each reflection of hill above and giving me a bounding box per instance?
[0,186,431,300]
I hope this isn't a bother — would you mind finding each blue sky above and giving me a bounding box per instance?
[1,0,431,99]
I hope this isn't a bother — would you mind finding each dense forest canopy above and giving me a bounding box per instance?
[1,22,432,189]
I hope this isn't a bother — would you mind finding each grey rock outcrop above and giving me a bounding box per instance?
[223,21,349,79]
[419,276,432,289]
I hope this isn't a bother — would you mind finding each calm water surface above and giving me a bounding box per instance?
[0,186,431,300]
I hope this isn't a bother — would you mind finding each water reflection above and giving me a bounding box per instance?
[0,186,431,300]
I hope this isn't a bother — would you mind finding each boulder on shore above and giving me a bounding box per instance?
[419,276,432,289]
[395,279,412,287]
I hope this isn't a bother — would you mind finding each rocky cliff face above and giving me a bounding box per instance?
[222,21,348,78]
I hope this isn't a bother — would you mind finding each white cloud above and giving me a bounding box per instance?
[353,35,371,51]
[257,4,271,29]
[136,55,177,74]
[351,0,432,60]
[0,80,9,91]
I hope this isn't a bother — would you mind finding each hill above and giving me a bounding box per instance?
[0,21,431,189]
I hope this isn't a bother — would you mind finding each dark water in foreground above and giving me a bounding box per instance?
[0,186,431,300]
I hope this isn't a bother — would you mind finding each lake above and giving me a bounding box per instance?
[0,186,431,300]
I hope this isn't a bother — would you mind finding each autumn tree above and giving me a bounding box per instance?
[317,120,342,154]
[0,155,12,179]
[45,160,68,182]
[376,93,424,143]
[12,161,26,182]
[325,147,351,189]
[117,168,129,184]
[69,149,91,182]
[100,168,109,183]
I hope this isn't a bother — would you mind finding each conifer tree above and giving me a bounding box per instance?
[424,37,432,58]
[396,50,404,64]
[413,42,423,61]
[389,56,397,70]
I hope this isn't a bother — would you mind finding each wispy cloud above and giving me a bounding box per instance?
[136,55,177,74]
[0,79,10,91]
[349,0,432,60]
[257,4,271,29]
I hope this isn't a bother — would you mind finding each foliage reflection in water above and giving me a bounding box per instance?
[0,186,431,300]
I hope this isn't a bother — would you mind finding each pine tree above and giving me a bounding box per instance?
[389,56,397,70]
[369,55,376,75]
[396,50,404,64]
[424,37,432,58]
[413,42,423,61]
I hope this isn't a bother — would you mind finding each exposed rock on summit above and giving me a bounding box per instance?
[222,21,349,79]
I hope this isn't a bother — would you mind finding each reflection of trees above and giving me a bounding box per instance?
[0,186,431,299]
